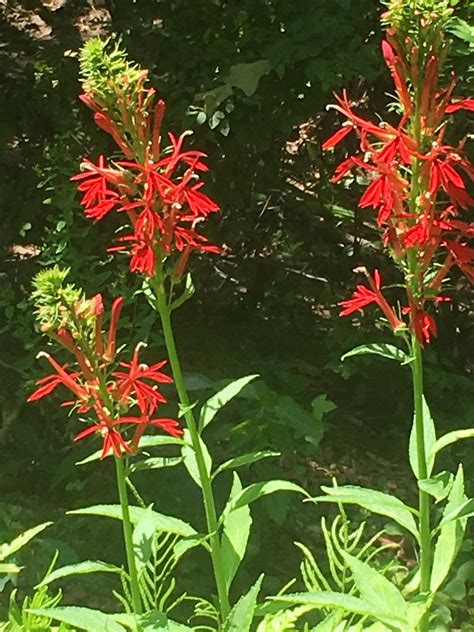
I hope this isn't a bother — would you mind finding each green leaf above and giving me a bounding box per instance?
[38,560,122,587]
[76,435,183,464]
[68,505,196,537]
[221,473,252,592]
[342,552,407,621]
[129,456,182,474]
[0,522,52,561]
[409,396,436,479]
[428,428,474,463]
[27,607,126,631]
[199,375,259,431]
[341,343,411,364]
[311,394,337,420]
[223,480,308,518]
[213,451,280,479]
[170,273,195,311]
[133,507,157,572]
[182,429,212,488]
[269,592,407,628]
[0,563,21,574]
[312,486,419,539]
[223,574,264,632]
[114,610,168,631]
[226,60,271,96]
[437,498,474,529]
[418,471,453,502]
[431,465,468,592]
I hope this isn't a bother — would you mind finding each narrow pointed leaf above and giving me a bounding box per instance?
[213,451,280,479]
[342,552,407,620]
[68,505,196,537]
[38,561,122,587]
[429,428,474,463]
[312,486,418,539]
[221,473,252,592]
[431,465,468,592]
[223,480,308,517]
[409,396,436,479]
[182,429,212,488]
[27,607,126,631]
[269,592,407,627]
[76,435,183,465]
[0,522,52,561]
[199,375,259,431]
[223,574,264,632]
[341,343,411,364]
[133,507,158,571]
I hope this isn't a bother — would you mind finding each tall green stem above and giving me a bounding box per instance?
[410,336,431,594]
[151,277,231,623]
[408,71,431,631]
[115,456,143,615]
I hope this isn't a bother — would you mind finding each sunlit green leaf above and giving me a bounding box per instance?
[68,505,196,537]
[182,429,212,488]
[409,396,436,479]
[223,480,308,517]
[311,486,418,539]
[0,522,52,562]
[213,451,280,479]
[38,560,122,587]
[431,465,468,592]
[27,607,126,631]
[341,343,411,364]
[221,473,252,592]
[223,574,264,632]
[199,375,259,431]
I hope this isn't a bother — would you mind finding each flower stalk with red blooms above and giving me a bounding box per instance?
[74,39,232,621]
[28,266,181,616]
[72,38,221,279]
[322,0,474,628]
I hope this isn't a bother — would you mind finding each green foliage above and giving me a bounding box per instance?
[79,38,143,104]
[310,485,419,539]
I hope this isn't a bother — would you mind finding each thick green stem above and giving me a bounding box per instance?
[115,456,143,615]
[152,278,231,623]
[410,336,431,594]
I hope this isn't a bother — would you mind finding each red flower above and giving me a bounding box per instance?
[445,98,474,114]
[113,347,173,415]
[339,269,402,330]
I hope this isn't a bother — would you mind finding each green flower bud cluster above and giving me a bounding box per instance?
[79,37,144,107]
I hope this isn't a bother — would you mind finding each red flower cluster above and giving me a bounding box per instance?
[72,77,220,277]
[28,295,182,458]
[324,33,474,346]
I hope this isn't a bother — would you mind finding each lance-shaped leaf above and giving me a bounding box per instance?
[133,506,158,571]
[429,428,474,463]
[269,592,407,628]
[221,473,252,592]
[0,522,52,561]
[311,486,419,539]
[223,574,264,632]
[212,451,280,479]
[27,607,126,632]
[222,480,308,519]
[199,375,259,431]
[409,395,436,479]
[68,505,196,537]
[182,429,212,488]
[341,343,411,364]
[342,552,408,622]
[431,465,468,592]
[38,560,122,587]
